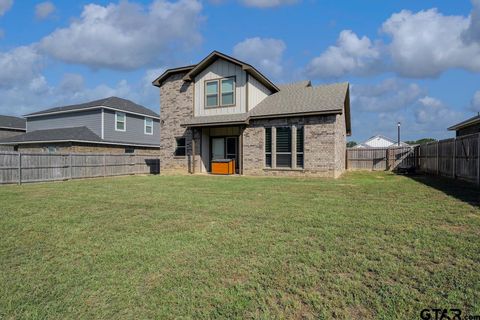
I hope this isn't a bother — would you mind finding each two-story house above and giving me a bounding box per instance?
[153,51,351,177]
[0,97,160,153]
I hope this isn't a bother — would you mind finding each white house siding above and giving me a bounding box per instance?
[194,59,247,116]
[247,76,271,111]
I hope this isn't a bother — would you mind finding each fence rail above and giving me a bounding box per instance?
[347,133,480,186]
[0,152,160,185]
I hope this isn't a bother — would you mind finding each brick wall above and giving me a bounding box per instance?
[158,72,197,174]
[243,115,345,177]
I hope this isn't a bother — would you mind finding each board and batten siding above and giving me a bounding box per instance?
[247,76,271,111]
[194,59,247,116]
[27,110,103,137]
[103,109,159,145]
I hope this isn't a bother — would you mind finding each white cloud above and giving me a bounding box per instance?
[0,0,13,16]
[415,96,463,127]
[0,46,43,87]
[306,1,480,79]
[39,0,203,70]
[240,0,298,8]
[35,1,55,20]
[306,30,381,78]
[351,78,423,112]
[471,90,480,111]
[233,37,286,79]
[382,7,480,78]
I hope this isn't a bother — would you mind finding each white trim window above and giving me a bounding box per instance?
[144,117,153,135]
[115,112,126,131]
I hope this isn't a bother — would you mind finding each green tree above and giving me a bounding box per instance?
[346,141,357,148]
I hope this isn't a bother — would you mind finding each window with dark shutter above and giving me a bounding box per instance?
[296,126,304,168]
[174,137,186,157]
[265,128,272,167]
[276,127,292,168]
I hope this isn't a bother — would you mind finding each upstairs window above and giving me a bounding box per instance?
[206,81,219,107]
[205,77,235,107]
[115,112,126,131]
[175,137,186,157]
[221,78,235,106]
[144,117,153,135]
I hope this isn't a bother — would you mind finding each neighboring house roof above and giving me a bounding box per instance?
[355,135,408,148]
[182,82,351,135]
[153,51,280,93]
[25,97,159,119]
[0,126,159,147]
[0,115,26,130]
[448,114,480,131]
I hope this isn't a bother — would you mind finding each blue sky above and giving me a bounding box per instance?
[0,0,479,142]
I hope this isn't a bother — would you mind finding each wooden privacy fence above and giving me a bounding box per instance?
[0,152,160,185]
[346,146,416,171]
[417,133,479,185]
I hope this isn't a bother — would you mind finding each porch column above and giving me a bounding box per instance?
[272,127,277,169]
[292,125,297,169]
[238,127,243,175]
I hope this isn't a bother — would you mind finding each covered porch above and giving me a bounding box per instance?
[191,125,245,175]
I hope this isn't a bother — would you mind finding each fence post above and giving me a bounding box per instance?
[436,142,439,176]
[18,152,22,185]
[69,153,73,180]
[477,133,480,186]
[453,138,456,179]
[103,154,106,177]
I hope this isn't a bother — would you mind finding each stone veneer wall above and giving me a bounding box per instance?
[333,113,347,178]
[159,72,200,174]
[243,114,345,177]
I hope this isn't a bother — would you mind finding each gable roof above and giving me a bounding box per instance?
[355,135,408,148]
[182,82,351,135]
[0,126,159,147]
[25,97,159,119]
[0,115,26,130]
[152,65,196,87]
[153,51,280,93]
[448,114,480,131]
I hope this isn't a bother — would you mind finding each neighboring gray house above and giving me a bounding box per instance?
[153,51,351,177]
[0,115,26,139]
[0,97,160,154]
[448,114,480,137]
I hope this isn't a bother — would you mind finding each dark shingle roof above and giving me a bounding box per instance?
[25,97,159,118]
[0,127,101,144]
[0,126,160,147]
[250,82,349,118]
[0,115,26,130]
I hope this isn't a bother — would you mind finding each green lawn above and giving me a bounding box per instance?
[0,172,479,319]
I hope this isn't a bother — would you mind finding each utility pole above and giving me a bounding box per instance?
[397,122,401,146]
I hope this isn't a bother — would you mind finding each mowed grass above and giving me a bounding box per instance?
[0,172,479,319]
